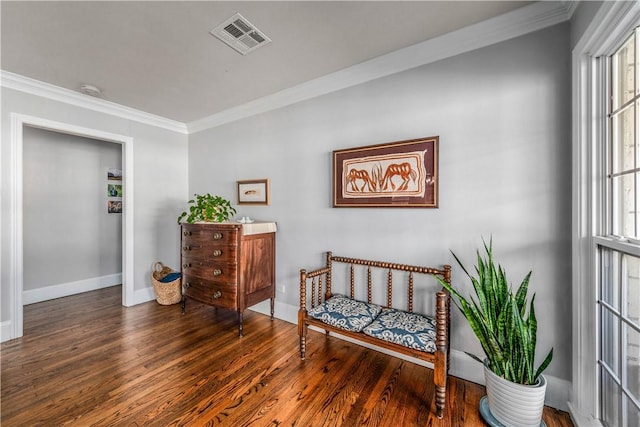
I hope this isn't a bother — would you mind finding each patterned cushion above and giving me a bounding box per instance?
[307,295,382,332]
[363,309,437,353]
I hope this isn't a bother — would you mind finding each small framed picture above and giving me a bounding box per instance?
[237,179,270,205]
[107,183,122,197]
[107,200,122,214]
[107,168,122,181]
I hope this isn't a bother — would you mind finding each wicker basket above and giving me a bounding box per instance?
[152,262,182,305]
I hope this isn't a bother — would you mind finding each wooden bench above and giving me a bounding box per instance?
[297,251,452,419]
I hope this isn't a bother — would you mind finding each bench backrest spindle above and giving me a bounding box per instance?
[408,272,414,313]
[350,264,355,299]
[387,269,392,308]
[367,267,372,304]
[325,251,333,300]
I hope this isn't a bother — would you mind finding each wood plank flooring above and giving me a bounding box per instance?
[1,286,574,426]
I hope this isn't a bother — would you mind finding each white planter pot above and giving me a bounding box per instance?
[483,363,547,427]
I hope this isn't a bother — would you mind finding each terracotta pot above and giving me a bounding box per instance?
[484,362,547,427]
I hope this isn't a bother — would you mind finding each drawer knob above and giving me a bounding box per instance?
[184,282,191,288]
[213,269,222,276]
[183,245,191,251]
[213,232,223,240]
[213,291,222,299]
[183,231,192,236]
[213,249,222,257]
[182,263,191,269]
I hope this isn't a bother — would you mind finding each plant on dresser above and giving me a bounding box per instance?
[177,193,236,223]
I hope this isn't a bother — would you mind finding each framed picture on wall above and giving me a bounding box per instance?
[107,200,122,214]
[237,179,270,205]
[333,136,439,208]
[107,168,122,180]
[107,184,122,197]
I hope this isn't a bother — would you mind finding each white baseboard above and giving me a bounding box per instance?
[567,402,603,427]
[132,286,156,306]
[22,273,122,305]
[1,320,13,343]
[250,300,571,412]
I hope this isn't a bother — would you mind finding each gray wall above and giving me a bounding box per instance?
[22,127,122,291]
[188,23,572,381]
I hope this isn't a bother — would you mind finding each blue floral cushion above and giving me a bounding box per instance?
[362,309,437,353]
[307,295,382,332]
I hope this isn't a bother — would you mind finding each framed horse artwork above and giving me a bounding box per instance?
[333,136,439,208]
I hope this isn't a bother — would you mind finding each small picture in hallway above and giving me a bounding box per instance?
[107,168,122,180]
[107,184,122,197]
[107,200,122,214]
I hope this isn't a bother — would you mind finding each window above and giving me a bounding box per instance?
[597,27,640,427]
[610,31,639,239]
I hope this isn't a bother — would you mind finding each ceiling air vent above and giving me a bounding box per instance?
[210,13,271,55]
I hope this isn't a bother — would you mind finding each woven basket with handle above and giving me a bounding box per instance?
[151,262,182,305]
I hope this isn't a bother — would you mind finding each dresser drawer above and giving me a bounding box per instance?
[181,225,237,246]
[181,244,236,264]
[181,257,237,282]
[182,275,237,309]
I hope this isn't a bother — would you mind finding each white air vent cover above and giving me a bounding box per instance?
[210,13,271,55]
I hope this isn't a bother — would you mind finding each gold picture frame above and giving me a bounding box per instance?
[237,179,270,205]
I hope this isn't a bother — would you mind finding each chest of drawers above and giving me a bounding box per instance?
[180,221,276,336]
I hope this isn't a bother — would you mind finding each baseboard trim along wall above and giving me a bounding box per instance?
[1,321,13,343]
[249,299,571,412]
[22,273,122,305]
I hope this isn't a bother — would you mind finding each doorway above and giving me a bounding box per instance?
[8,113,134,340]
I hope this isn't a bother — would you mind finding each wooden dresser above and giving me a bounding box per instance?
[180,221,276,336]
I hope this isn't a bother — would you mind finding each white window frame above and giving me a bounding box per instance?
[572,2,640,425]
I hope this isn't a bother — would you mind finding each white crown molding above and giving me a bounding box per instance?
[561,1,580,20]
[187,0,571,133]
[0,71,188,134]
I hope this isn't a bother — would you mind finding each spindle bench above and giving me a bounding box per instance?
[297,251,452,418]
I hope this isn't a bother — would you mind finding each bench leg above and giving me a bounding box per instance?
[298,310,308,360]
[299,336,307,360]
[434,350,447,419]
[435,384,446,419]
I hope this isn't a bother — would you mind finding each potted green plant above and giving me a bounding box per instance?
[436,238,553,427]
[177,193,236,223]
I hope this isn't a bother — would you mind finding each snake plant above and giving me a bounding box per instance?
[437,238,553,385]
[177,193,236,223]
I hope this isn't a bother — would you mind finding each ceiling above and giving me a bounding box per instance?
[1,1,536,124]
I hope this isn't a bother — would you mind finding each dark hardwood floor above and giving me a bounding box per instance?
[1,286,574,426]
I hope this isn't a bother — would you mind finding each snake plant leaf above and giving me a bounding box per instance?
[515,270,532,316]
[527,294,538,383]
[534,348,554,382]
[451,249,472,279]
